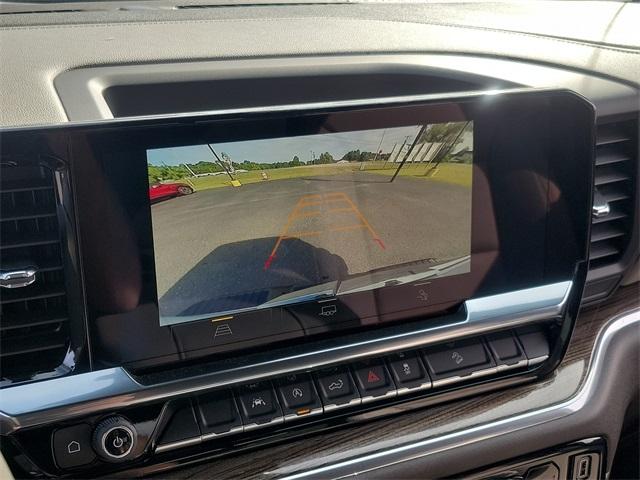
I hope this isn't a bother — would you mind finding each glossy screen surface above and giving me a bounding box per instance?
[147,122,474,325]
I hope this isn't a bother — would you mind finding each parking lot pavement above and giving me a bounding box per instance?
[150,172,471,316]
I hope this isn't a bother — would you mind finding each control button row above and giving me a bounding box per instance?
[154,328,549,454]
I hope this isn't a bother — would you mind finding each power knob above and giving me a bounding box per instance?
[92,416,137,462]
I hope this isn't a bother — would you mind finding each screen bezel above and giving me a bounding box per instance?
[31,88,593,370]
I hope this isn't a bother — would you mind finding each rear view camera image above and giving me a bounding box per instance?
[147,121,473,325]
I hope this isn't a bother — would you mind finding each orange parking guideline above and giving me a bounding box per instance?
[282,230,322,239]
[340,194,386,250]
[264,197,305,269]
[329,224,367,233]
[264,191,385,270]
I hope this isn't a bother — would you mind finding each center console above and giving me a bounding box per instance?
[0,88,595,477]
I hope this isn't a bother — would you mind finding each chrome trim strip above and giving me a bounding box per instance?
[0,267,38,289]
[592,188,611,219]
[323,398,362,413]
[201,425,243,442]
[527,355,550,367]
[0,281,571,434]
[243,416,284,432]
[273,308,640,480]
[155,437,201,454]
[360,390,397,405]
[396,381,432,397]
[495,358,528,373]
[430,367,499,389]
[283,408,324,423]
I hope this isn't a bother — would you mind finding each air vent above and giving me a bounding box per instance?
[0,160,71,384]
[589,118,638,271]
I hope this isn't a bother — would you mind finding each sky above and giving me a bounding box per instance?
[147,125,424,166]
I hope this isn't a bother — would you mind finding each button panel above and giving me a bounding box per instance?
[149,328,550,454]
[48,327,552,469]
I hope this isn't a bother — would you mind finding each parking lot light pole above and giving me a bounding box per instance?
[207,144,236,181]
[390,126,427,183]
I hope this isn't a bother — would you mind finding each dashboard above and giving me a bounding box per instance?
[0,1,639,479]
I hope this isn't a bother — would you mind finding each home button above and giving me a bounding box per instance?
[52,424,96,469]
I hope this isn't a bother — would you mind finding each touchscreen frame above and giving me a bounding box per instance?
[0,88,593,370]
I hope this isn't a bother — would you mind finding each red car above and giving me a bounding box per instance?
[149,182,194,202]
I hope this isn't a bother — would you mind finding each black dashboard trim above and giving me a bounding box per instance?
[0,280,571,435]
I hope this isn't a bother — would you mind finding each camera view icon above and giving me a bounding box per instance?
[320,305,337,317]
[251,397,267,409]
[214,324,233,338]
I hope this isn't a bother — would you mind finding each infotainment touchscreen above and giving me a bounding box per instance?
[147,122,473,325]
[32,88,591,368]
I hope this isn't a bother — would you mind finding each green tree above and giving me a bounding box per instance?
[419,122,470,164]
[317,152,335,164]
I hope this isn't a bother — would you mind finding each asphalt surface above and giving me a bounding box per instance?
[150,171,471,317]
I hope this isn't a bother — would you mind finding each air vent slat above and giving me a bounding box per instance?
[594,171,630,186]
[0,333,68,358]
[0,231,59,249]
[0,180,53,193]
[0,160,71,383]
[0,283,66,305]
[591,224,627,242]
[1,310,68,332]
[590,243,621,261]
[589,117,637,277]
[592,208,627,224]
[0,205,57,221]
[600,190,630,203]
[595,152,630,167]
[595,128,631,146]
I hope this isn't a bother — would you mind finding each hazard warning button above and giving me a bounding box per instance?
[352,361,397,403]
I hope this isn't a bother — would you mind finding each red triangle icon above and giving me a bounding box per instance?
[367,370,381,383]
